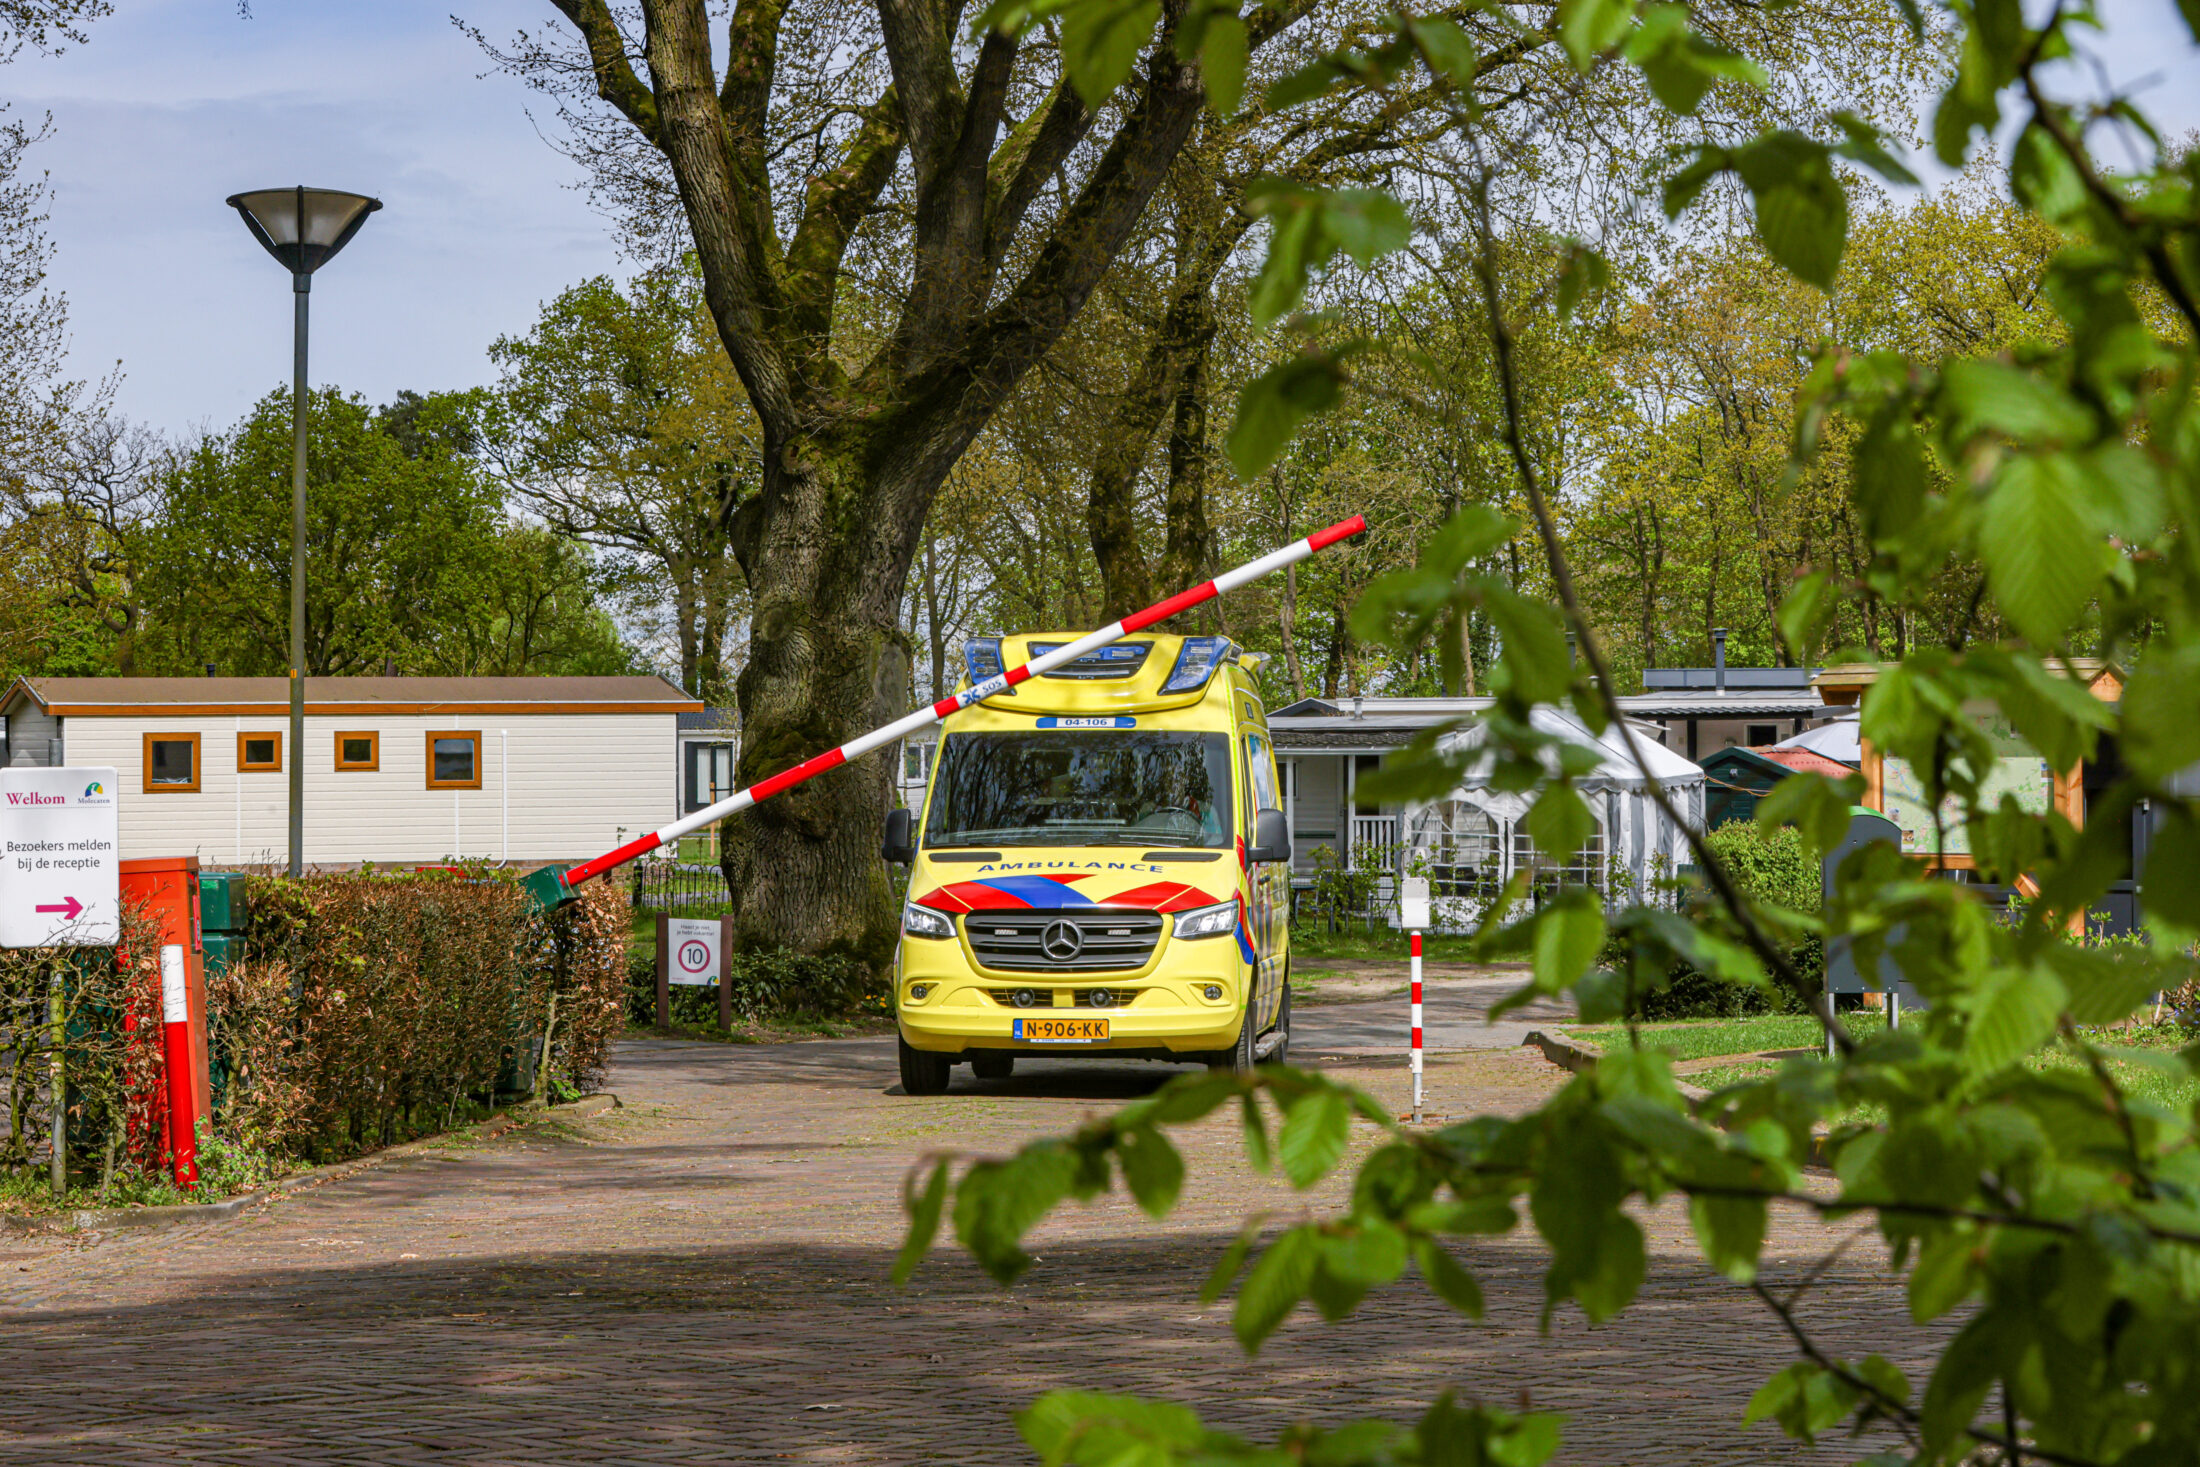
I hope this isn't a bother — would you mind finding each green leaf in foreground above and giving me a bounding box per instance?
[892,1157,950,1287]
[1977,453,2103,647]
[1276,1086,1352,1188]
[1059,0,1162,107]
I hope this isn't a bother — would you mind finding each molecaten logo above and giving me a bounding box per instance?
[83,781,103,797]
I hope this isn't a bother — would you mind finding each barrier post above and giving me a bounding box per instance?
[654,912,671,1029]
[160,944,197,1190]
[1400,875,1430,1125]
[717,914,735,1032]
[48,965,65,1198]
[1409,933,1424,1125]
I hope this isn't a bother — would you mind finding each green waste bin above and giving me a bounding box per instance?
[199,872,250,1113]
[199,872,249,945]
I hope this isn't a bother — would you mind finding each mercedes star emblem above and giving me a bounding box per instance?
[1041,919,1085,961]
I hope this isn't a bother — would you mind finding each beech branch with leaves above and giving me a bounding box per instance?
[896,2,2200,1464]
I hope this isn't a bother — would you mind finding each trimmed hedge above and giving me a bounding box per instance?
[210,869,628,1164]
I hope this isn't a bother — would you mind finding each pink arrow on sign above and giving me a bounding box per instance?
[36,896,83,920]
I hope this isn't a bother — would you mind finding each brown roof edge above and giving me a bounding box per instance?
[10,674,701,713]
[0,676,41,716]
[1810,658,2122,708]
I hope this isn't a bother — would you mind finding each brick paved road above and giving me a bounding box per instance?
[0,1007,1944,1465]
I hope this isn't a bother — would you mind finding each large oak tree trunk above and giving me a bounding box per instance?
[717,425,924,962]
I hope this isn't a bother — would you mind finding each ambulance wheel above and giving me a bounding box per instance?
[898,1036,952,1096]
[1209,999,1259,1076]
[971,1052,1015,1080]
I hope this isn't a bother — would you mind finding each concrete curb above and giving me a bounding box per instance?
[1523,1029,1601,1075]
[1523,1030,1718,1105]
[3,1092,622,1238]
[1520,1031,1834,1165]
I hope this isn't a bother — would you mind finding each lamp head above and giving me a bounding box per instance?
[226,187,381,276]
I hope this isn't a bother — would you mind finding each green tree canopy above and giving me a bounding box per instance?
[129,387,636,679]
[481,265,755,703]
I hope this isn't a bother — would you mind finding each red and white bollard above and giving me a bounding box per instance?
[1401,875,1430,1124]
[160,944,196,1191]
[1409,931,1424,1124]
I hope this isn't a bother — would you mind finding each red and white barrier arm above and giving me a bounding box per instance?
[557,515,1367,890]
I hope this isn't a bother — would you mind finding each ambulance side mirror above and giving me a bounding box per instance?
[1248,808,1291,864]
[881,806,916,865]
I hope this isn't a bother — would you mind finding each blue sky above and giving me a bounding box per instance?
[9,2,2200,438]
[14,1,624,436]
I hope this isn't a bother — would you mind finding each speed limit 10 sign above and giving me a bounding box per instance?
[666,917,723,985]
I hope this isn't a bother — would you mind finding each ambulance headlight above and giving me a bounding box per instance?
[1172,900,1237,939]
[1160,636,1231,693]
[902,903,955,940]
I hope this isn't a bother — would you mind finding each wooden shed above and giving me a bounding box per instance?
[0,676,699,867]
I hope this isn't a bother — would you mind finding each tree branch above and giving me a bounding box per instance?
[985,78,1092,273]
[634,0,796,433]
[717,0,791,228]
[2017,67,2200,342]
[548,0,661,144]
[900,42,1206,435]
[898,29,1021,372]
[783,87,906,368]
[1457,141,1839,1049]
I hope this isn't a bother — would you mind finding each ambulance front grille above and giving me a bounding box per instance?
[968,910,1162,972]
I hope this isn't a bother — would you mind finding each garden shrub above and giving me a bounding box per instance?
[629,944,883,1028]
[1628,821,1824,1021]
[0,906,168,1199]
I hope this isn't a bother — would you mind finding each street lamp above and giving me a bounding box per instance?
[226,186,381,879]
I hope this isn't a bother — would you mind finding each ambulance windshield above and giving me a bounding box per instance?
[925,731,1234,849]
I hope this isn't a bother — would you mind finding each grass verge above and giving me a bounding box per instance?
[1290,927,1485,964]
[1566,1013,1882,1062]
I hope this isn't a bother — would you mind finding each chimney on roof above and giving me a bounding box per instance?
[1565,630,1576,668]
[202,663,215,677]
[1712,628,1728,691]
[1351,694,1363,720]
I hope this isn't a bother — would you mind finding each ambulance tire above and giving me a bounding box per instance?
[971,1052,1015,1080]
[1209,998,1259,1076]
[899,1035,953,1096]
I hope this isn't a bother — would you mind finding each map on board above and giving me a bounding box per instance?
[1880,707,2054,855]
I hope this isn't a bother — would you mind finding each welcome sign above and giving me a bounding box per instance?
[0,767,121,947]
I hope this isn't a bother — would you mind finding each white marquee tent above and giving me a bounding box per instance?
[1403,707,1707,927]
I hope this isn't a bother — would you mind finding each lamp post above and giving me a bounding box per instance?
[225,187,380,878]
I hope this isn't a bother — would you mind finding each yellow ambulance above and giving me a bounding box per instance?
[881,632,1293,1094]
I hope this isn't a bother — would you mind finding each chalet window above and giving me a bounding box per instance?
[427,731,482,790]
[238,732,281,772]
[144,733,200,793]
[1745,724,1779,746]
[688,741,735,811]
[902,743,930,783]
[335,732,379,771]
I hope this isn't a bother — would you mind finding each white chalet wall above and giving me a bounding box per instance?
[64,712,676,867]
